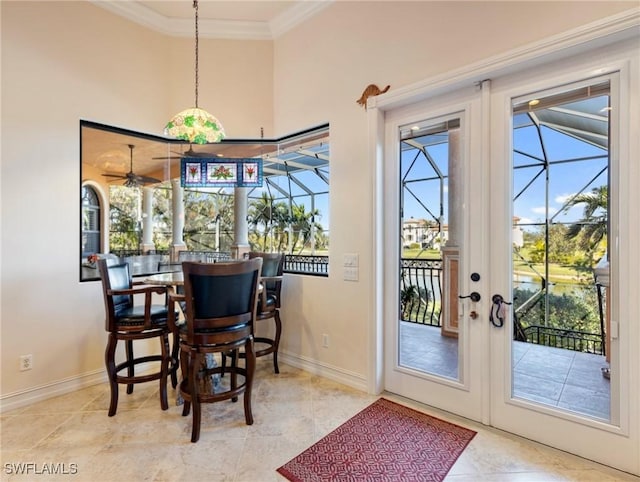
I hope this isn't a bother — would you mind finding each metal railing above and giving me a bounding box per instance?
[284,254,328,276]
[400,258,443,326]
[521,325,604,355]
[109,249,169,257]
[399,257,605,354]
[513,287,605,355]
[108,250,328,275]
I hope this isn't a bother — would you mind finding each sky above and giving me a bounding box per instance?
[402,95,609,232]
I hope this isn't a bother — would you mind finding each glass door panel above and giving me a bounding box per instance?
[399,116,461,380]
[510,82,612,421]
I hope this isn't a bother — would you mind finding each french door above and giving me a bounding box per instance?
[383,84,487,423]
[381,46,638,474]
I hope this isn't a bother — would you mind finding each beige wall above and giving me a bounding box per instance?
[0,1,273,402]
[0,1,635,404]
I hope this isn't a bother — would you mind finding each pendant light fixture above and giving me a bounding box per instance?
[164,0,225,144]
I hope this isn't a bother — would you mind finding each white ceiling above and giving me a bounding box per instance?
[91,0,333,39]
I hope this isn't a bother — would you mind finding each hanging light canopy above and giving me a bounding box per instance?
[164,0,225,144]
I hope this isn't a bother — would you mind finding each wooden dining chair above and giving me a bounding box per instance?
[248,251,285,373]
[97,259,176,416]
[168,258,263,442]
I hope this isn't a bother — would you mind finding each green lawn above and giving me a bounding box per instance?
[401,248,442,259]
[401,248,592,285]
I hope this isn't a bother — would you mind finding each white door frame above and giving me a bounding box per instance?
[368,9,639,475]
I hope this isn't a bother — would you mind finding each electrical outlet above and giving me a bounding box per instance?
[322,334,330,348]
[20,354,33,371]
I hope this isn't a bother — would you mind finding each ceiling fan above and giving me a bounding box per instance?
[103,144,161,187]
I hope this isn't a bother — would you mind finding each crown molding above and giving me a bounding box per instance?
[370,7,640,111]
[270,1,333,39]
[90,1,333,40]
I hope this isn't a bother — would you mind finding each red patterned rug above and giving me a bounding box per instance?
[277,398,476,482]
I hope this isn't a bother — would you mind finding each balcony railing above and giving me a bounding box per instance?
[284,254,328,276]
[400,258,443,326]
[107,250,329,276]
[520,325,604,355]
[399,257,605,355]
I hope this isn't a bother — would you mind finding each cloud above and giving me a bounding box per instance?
[531,206,557,215]
[555,193,576,204]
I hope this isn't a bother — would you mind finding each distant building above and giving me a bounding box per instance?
[402,217,448,249]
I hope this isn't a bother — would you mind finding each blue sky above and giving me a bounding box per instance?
[402,108,608,231]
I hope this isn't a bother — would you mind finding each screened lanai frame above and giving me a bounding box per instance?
[399,82,610,351]
[247,126,330,255]
[510,81,610,354]
[80,121,330,281]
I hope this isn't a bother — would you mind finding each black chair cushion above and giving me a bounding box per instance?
[115,304,169,326]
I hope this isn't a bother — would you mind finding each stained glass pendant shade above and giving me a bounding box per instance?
[165,107,224,144]
[164,0,225,144]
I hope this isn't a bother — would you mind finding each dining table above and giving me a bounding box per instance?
[144,271,184,287]
[145,270,264,293]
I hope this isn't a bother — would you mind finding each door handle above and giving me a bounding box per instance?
[459,292,481,302]
[490,294,512,328]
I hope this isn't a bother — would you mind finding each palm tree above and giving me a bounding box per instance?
[290,204,321,254]
[248,193,276,249]
[564,185,608,256]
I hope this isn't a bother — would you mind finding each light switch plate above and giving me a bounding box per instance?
[343,253,359,267]
[343,266,359,281]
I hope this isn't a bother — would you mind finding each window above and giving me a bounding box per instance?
[80,121,330,280]
[81,185,100,257]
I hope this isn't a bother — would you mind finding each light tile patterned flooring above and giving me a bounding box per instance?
[1,358,638,481]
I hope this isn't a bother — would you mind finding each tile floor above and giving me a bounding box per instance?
[399,322,610,420]
[1,358,638,481]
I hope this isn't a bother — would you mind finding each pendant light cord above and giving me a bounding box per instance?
[193,0,199,109]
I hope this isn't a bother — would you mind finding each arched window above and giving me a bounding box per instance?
[82,185,101,257]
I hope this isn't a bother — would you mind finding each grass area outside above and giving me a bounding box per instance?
[401,248,442,259]
[513,259,593,285]
[401,248,593,286]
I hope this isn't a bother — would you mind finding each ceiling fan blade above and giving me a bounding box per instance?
[152,149,185,160]
[133,174,162,185]
[102,173,127,179]
[153,150,210,159]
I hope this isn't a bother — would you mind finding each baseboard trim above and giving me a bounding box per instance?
[0,354,367,413]
[0,369,106,414]
[279,350,368,393]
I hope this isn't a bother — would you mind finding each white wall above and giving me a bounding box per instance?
[0,0,635,407]
[270,1,637,383]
